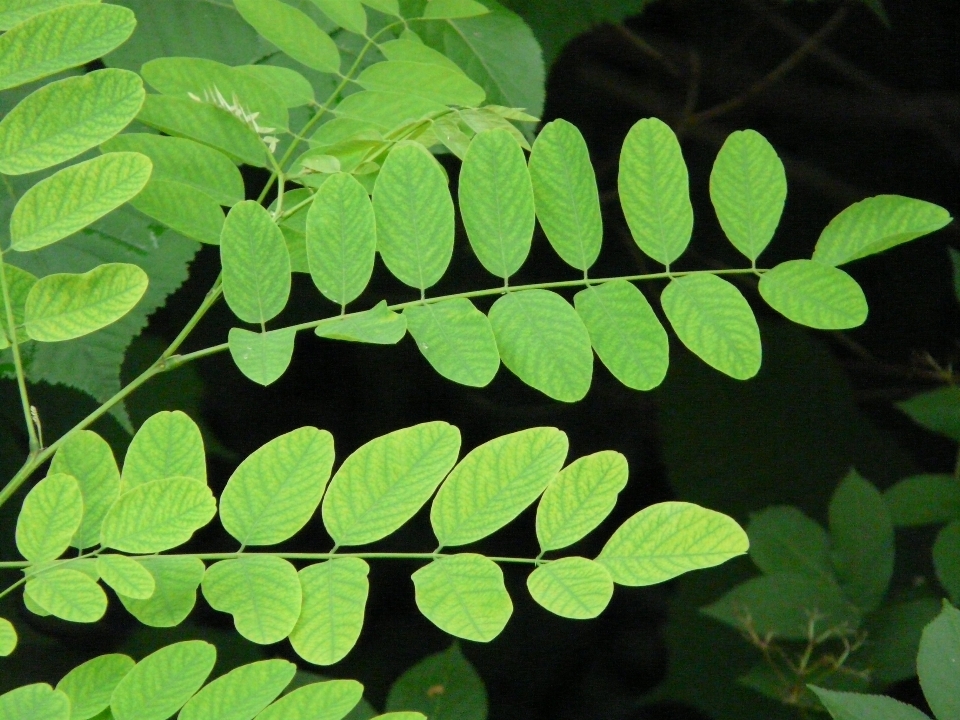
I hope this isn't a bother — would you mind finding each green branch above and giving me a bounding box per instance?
[0,251,39,454]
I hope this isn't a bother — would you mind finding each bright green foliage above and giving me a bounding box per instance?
[55,653,134,720]
[527,556,613,619]
[0,684,70,720]
[379,39,462,70]
[99,476,217,553]
[23,591,51,617]
[745,506,833,582]
[202,556,303,644]
[660,274,762,380]
[536,450,628,552]
[97,554,156,599]
[50,430,121,549]
[228,327,296,386]
[917,603,960,720]
[431,427,568,547]
[934,522,960,603]
[0,69,144,175]
[289,558,370,665]
[709,129,786,263]
[357,61,485,107]
[256,679,365,720]
[110,640,217,720]
[618,117,693,267]
[574,281,669,391]
[328,90,446,137]
[15,472,82,563]
[0,0,101,31]
[131,177,225,245]
[306,172,377,306]
[374,143,455,292]
[323,422,461,546]
[362,0,399,15]
[812,195,953,266]
[312,0,367,34]
[897,387,960,442]
[489,289,593,402]
[423,0,491,18]
[0,617,16,657]
[23,262,149,342]
[412,553,513,642]
[236,64,314,108]
[810,687,932,720]
[828,470,894,612]
[597,501,750,585]
[234,0,340,74]
[10,152,152,251]
[116,556,205,627]
[459,128,535,279]
[221,201,292,324]
[0,3,135,91]
[0,264,36,349]
[179,659,296,720]
[386,644,487,720]
[121,410,206,491]
[219,426,335,546]
[404,299,500,387]
[376,714,427,720]
[25,567,108,622]
[758,259,868,329]
[315,301,408,344]
[528,119,602,272]
[884,474,960,526]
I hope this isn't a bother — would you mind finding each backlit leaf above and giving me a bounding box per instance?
[746,506,833,582]
[0,618,16,656]
[55,654,134,720]
[256,680,365,720]
[179,659,296,720]
[884,474,960,527]
[235,64,314,108]
[234,0,341,74]
[934,522,960,604]
[289,559,370,666]
[423,0,490,18]
[332,90,447,134]
[25,567,108,623]
[50,430,120,549]
[228,327,296,386]
[121,410,206,492]
[597,501,749,585]
[323,422,461,546]
[0,264,36,348]
[0,684,70,720]
[758,260,867,329]
[219,427,335,546]
[412,554,512,642]
[404,299,500,387]
[16,472,82,563]
[527,557,613,619]
[917,602,960,720]
[97,554,156,600]
[385,644,487,720]
[311,0,367,34]
[809,687,931,720]
[110,641,217,720]
[0,0,101,31]
[130,178,225,245]
[357,61,485,107]
[116,556,205,627]
[896,386,960,442]
[315,301,408,344]
[379,39,461,71]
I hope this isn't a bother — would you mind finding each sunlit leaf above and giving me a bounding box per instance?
[228,327,296,386]
[121,410,206,492]
[97,554,156,600]
[49,430,120,549]
[234,0,341,73]
[758,260,868,329]
[423,0,490,18]
[527,557,613,619]
[256,679,365,720]
[312,0,367,34]
[357,61,485,107]
[129,178,225,245]
[0,0,101,31]
[179,659,296,720]
[934,522,960,604]
[809,687,931,720]
[385,644,487,720]
[55,654,134,720]
[404,299,500,387]
[0,264,36,348]
[110,641,217,720]
[16,472,82,563]
[379,39,461,71]
[745,506,833,582]
[332,90,446,135]
[0,617,16,657]
[315,302,408,344]
[0,684,70,720]
[116,556,205,628]
[25,567,108,623]
[235,64,314,108]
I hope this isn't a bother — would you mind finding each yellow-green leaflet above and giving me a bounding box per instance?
[255,679,365,720]
[385,644,487,719]
[311,0,367,34]
[0,264,37,349]
[131,178,225,245]
[360,0,399,15]
[55,654,134,720]
[178,659,296,720]
[0,0,100,31]
[357,61,485,107]
[228,327,296,386]
[234,0,341,74]
[315,301,407,344]
[50,430,120,550]
[24,567,108,622]
[23,591,51,617]
[97,554,156,600]
[116,556,205,628]
[0,684,70,720]
[0,69,144,175]
[526,557,613,619]
[412,554,513,642]
[0,3,135,91]
[202,556,302,644]
[15,472,83,563]
[333,90,447,134]
[596,501,749,585]
[121,410,206,492]
[0,618,16,657]
[379,39,462,71]
[235,64,315,108]
[758,259,868,330]
[110,641,217,720]
[289,558,370,665]
[10,152,153,251]
[422,0,491,18]
[322,422,461,547]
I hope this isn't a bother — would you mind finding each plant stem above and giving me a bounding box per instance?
[0,252,39,454]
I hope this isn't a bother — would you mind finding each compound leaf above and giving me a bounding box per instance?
[179,659,296,720]
[385,644,487,720]
[746,506,833,582]
[234,0,340,73]
[129,177,225,245]
[896,386,960,442]
[315,301,407,344]
[527,556,613,619]
[228,327,296,386]
[404,299,500,387]
[50,430,120,549]
[0,684,70,720]
[15,472,82,563]
[331,90,446,135]
[423,0,490,18]
[55,654,135,720]
[884,474,960,527]
[116,556,205,628]
[809,687,931,720]
[256,679,365,720]
[758,259,868,329]
[0,618,16,657]
[311,0,367,34]
[121,410,206,492]
[24,567,107,623]
[917,603,960,720]
[236,64,314,108]
[357,60,485,107]
[97,554,156,600]
[110,641,217,720]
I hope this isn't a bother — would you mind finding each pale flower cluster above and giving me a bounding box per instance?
[187,86,280,153]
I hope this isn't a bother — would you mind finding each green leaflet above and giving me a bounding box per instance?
[234,0,341,74]
[111,641,217,720]
[459,128,535,279]
[102,133,245,206]
[404,299,500,387]
[357,61,485,107]
[618,117,693,267]
[315,301,407,344]
[11,152,152,252]
[745,506,833,582]
[884,474,960,526]
[897,386,960,442]
[219,427,335,546]
[459,107,531,149]
[362,0,399,14]
[55,654,134,720]
[917,603,960,720]
[202,556,303,645]
[179,659,296,720]
[810,687,931,720]
[116,556,205,628]
[536,450,628,552]
[228,327,296,386]
[934,523,960,603]
[812,195,952,266]
[377,714,427,720]
[24,262,148,342]
[709,129,786,263]
[0,3,135,91]
[597,501,749,585]
[24,567,108,623]
[15,472,83,563]
[130,178,225,245]
[236,64,315,108]
[50,430,120,550]
[431,427,568,547]
[488,289,593,402]
[97,554,156,600]
[23,591,51,617]
[0,617,16,656]
[412,553,513,642]
[0,264,36,348]
[528,119,602,272]
[0,69,144,175]
[121,410,206,491]
[322,422,461,546]
[332,90,447,134]
[432,114,472,159]
[829,470,894,612]
[306,172,377,307]
[660,273,762,380]
[423,0,491,18]
[758,259,868,330]
[862,599,942,685]
[0,0,101,31]
[386,644,487,720]
[137,94,267,168]
[99,477,217,553]
[374,143,455,292]
[289,558,370,666]
[0,684,70,720]
[526,557,613,619]
[379,39,461,71]
[311,0,367,34]
[256,679,365,720]
[574,280,669,391]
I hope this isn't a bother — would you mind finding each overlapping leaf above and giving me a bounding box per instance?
[50,429,120,549]
[130,177,225,245]
[0,684,70,720]
[256,679,365,720]
[234,0,340,74]
[228,327,296,386]
[0,264,36,349]
[179,659,296,720]
[313,0,368,34]
[121,410,206,491]
[97,554,156,600]
[25,567,107,623]
[55,653,134,720]
[116,556,205,628]
[15,472,82,563]
[315,301,407,344]
[0,0,102,31]
[357,61,485,107]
